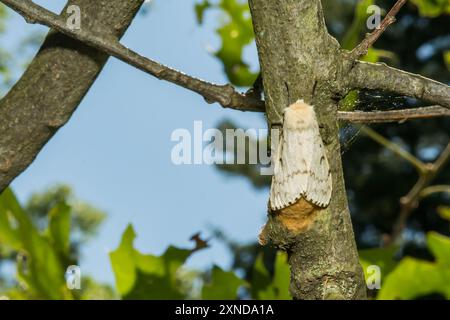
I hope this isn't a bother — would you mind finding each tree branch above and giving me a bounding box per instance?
[0,0,264,112]
[0,0,446,198]
[351,0,408,59]
[419,185,450,199]
[361,128,450,244]
[4,0,450,124]
[392,143,450,242]
[360,126,426,173]
[348,61,450,108]
[0,0,145,193]
[338,106,450,123]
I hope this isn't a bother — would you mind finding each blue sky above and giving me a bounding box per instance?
[2,0,268,284]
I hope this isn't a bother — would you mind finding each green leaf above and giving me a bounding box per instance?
[427,232,450,266]
[0,4,7,33]
[250,253,273,299]
[25,184,106,239]
[359,245,399,282]
[195,0,211,24]
[202,265,246,299]
[444,51,450,71]
[341,1,396,64]
[341,0,375,50]
[47,203,71,257]
[195,0,258,86]
[0,188,69,300]
[0,198,23,251]
[378,258,450,299]
[251,252,290,300]
[378,232,450,299]
[438,206,450,221]
[271,252,291,300]
[110,224,195,299]
[363,48,396,63]
[410,0,450,17]
[109,225,138,296]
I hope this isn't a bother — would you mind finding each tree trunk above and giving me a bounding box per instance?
[249,0,366,299]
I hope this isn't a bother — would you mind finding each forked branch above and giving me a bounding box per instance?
[0,0,264,112]
[3,0,450,122]
[351,0,408,59]
[362,126,450,243]
[349,61,450,109]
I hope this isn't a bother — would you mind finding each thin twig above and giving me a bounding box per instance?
[351,0,408,59]
[3,0,450,123]
[419,185,450,199]
[363,126,450,244]
[339,106,450,123]
[360,126,426,173]
[390,143,450,242]
[0,0,264,112]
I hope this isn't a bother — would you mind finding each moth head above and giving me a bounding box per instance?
[290,99,313,111]
[282,99,308,115]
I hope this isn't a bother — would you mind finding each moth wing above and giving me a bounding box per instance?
[269,113,314,211]
[269,130,287,210]
[269,100,332,210]
[304,128,332,207]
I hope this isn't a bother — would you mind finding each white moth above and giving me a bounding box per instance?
[269,100,332,211]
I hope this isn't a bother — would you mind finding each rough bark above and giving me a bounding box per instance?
[0,0,265,113]
[1,0,449,196]
[249,0,366,299]
[0,0,144,192]
[348,61,450,108]
[1,0,449,301]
